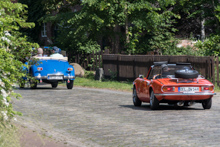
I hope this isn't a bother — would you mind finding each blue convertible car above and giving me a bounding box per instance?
[21,56,75,89]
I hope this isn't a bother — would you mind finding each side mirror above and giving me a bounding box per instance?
[139,75,144,78]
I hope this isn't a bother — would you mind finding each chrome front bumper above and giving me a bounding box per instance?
[154,92,216,96]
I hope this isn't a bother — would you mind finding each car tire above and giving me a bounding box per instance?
[51,82,58,88]
[175,69,199,79]
[202,98,212,109]
[67,80,74,89]
[19,80,25,88]
[133,88,142,106]
[150,91,159,110]
[30,80,37,89]
[29,70,37,89]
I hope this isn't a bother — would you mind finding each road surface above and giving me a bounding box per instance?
[13,84,220,147]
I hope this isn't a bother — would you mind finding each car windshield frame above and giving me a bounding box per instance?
[147,64,192,79]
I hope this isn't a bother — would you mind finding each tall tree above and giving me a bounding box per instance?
[173,0,220,39]
[41,0,179,55]
[18,0,47,44]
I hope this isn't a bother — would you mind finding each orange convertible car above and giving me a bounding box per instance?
[133,61,216,110]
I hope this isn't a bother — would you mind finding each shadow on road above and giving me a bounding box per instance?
[119,104,203,111]
[15,87,69,91]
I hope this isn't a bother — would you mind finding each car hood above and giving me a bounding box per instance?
[156,78,213,85]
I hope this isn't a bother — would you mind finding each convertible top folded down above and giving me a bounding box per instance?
[32,56,68,61]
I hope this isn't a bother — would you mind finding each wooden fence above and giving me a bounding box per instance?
[102,54,219,85]
[74,51,220,86]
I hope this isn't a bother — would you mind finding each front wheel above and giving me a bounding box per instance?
[66,80,74,89]
[29,78,37,89]
[133,88,142,106]
[150,91,159,110]
[202,98,212,109]
[51,82,58,88]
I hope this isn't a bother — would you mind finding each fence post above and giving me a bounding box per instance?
[99,51,102,68]
[207,57,211,80]
[211,57,215,84]
[92,51,95,71]
[117,55,121,81]
[86,53,89,70]
[133,56,136,78]
[95,51,98,70]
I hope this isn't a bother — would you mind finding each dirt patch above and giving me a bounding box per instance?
[16,124,68,147]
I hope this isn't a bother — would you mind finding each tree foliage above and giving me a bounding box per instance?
[41,0,180,55]
[18,0,47,43]
[195,35,220,56]
[172,0,220,38]
[18,0,220,56]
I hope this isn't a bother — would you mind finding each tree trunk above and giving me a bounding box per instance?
[112,25,121,54]
[201,8,205,42]
[125,3,129,44]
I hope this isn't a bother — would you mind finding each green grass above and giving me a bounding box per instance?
[74,76,220,92]
[214,84,220,92]
[0,122,20,147]
[74,77,133,92]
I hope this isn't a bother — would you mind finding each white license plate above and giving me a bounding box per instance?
[179,87,199,92]
[48,75,63,80]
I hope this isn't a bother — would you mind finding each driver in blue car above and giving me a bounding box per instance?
[50,46,64,57]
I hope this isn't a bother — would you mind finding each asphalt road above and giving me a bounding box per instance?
[13,84,220,147]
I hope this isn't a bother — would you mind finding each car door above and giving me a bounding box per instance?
[139,77,151,102]
[144,66,161,102]
[138,67,152,102]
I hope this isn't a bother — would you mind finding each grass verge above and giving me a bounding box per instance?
[74,77,133,92]
[0,122,20,147]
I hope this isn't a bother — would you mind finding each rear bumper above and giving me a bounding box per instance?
[154,92,216,96]
[154,92,216,101]
[34,75,75,80]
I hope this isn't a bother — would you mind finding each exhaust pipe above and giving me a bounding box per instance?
[188,101,194,106]
[177,101,184,106]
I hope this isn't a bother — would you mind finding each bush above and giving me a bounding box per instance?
[195,35,220,56]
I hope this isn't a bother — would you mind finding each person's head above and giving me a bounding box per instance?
[52,46,59,53]
[161,64,169,72]
[37,48,43,55]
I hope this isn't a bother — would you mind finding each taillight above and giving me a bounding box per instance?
[37,67,43,71]
[67,68,73,71]
[162,86,175,92]
[202,86,214,91]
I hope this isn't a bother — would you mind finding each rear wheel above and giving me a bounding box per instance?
[202,98,212,109]
[67,80,74,89]
[133,88,142,106]
[150,91,159,110]
[29,70,37,89]
[51,82,58,88]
